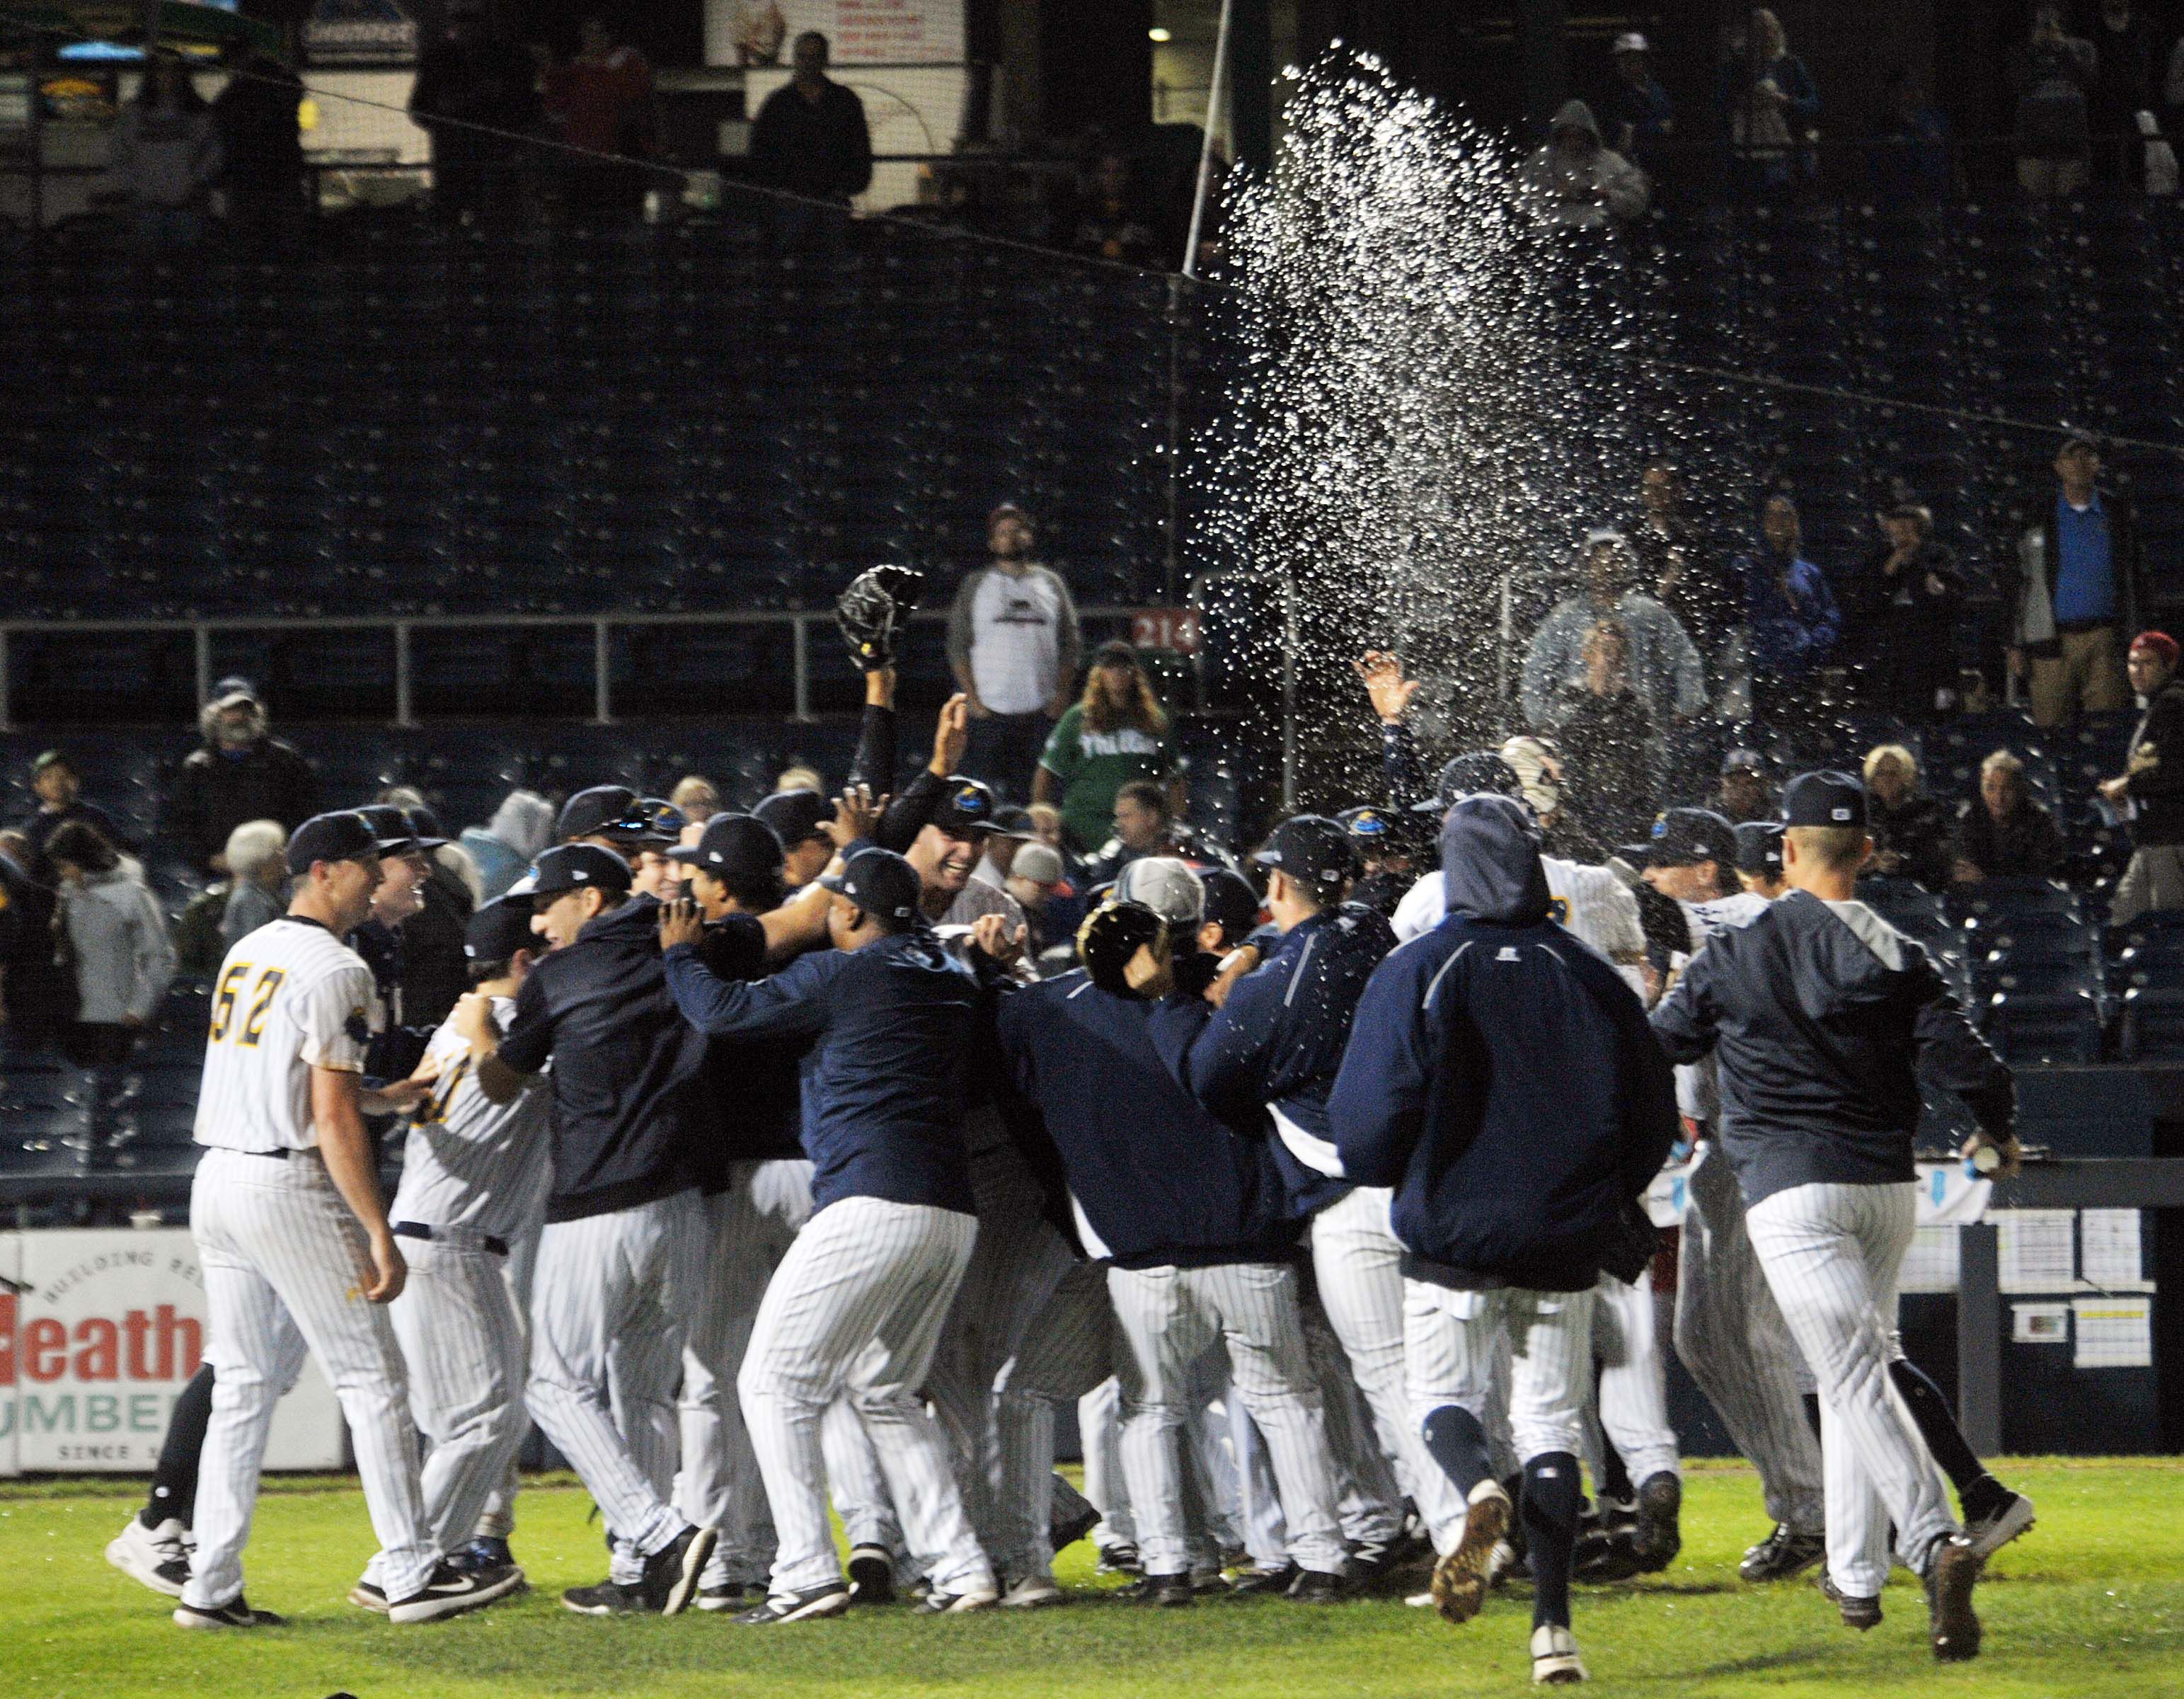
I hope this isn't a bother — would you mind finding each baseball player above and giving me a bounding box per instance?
[1652,771,2016,1661]
[178,810,522,1628]
[660,847,1005,1623]
[373,897,551,1604]
[450,842,716,1616]
[996,859,1351,1607]
[1329,794,1679,1686]
[1145,816,1450,1574]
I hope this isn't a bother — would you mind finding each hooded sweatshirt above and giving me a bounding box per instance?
[1518,100,1651,227]
[1328,796,1679,1291]
[60,864,176,1026]
[462,789,556,903]
[1651,888,2013,1207]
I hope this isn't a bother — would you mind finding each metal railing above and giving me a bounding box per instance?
[0,602,1185,730]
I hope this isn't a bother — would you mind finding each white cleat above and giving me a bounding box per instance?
[107,1517,190,1598]
[1531,1623,1589,1684]
[1000,1575,1066,1609]
[1964,1492,2035,1562]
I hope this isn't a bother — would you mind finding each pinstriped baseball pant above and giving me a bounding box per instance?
[1591,1267,1681,1487]
[389,1238,529,1558]
[1746,1182,1957,1596]
[1674,1145,1824,1533]
[475,1220,539,1541]
[1077,1367,1241,1566]
[1109,1261,1347,1579]
[527,1189,705,1569]
[1406,1281,1593,1470]
[185,1148,437,1611]
[738,1196,992,1598]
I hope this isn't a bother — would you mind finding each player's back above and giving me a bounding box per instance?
[195,915,374,1154]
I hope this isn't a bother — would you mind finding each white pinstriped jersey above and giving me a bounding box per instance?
[193,916,375,1152]
[1391,856,1645,964]
[390,998,553,1243]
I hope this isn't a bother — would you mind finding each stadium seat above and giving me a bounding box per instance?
[1980,964,2106,1065]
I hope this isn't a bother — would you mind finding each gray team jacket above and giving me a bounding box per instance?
[1650,889,2013,1207]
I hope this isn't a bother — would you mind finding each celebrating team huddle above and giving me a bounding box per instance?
[100,590,2042,1687]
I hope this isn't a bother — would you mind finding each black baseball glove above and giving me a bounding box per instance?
[835,564,926,672]
[1076,900,1170,999]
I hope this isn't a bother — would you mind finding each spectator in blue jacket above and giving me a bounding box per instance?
[1718,8,1820,198]
[1328,795,1678,1686]
[993,856,1350,1607]
[1742,494,1841,733]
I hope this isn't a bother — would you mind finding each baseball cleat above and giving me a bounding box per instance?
[1963,1491,2035,1562]
[1285,1569,1347,1604]
[917,1584,999,1614]
[173,1594,286,1629]
[454,1536,517,1574]
[1926,1535,1984,1662]
[1189,1565,1231,1595]
[1121,1574,1195,1607]
[847,1544,899,1603]
[1740,1523,1826,1584]
[1000,1574,1066,1609]
[1631,1472,1682,1572]
[1432,1480,1511,1626]
[389,1557,526,1624]
[1529,1623,1589,1684]
[1816,1569,1882,1630]
[697,1581,757,1612]
[1094,1543,1143,1577]
[562,1580,646,1615]
[639,1526,716,1616]
[734,1584,852,1625]
[349,1579,390,1614]
[107,1516,191,1598]
[1229,1563,1299,1596]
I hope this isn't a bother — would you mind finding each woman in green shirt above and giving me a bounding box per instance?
[1034,641,1184,853]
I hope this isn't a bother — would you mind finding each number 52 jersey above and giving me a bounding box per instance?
[195,915,377,1154]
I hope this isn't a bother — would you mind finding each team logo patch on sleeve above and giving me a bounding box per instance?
[345,1008,372,1043]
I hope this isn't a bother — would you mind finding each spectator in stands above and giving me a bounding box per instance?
[1741,493,1841,731]
[458,786,555,903]
[2102,630,2184,923]
[2091,0,2160,183]
[670,774,722,821]
[948,503,1083,797]
[212,46,305,246]
[1028,801,1065,852]
[734,0,787,65]
[219,820,289,951]
[1714,748,1776,824]
[47,820,174,1072]
[544,13,656,223]
[19,750,122,888]
[107,54,222,248]
[2011,6,2098,198]
[410,0,544,231]
[0,829,65,1050]
[1868,68,1954,205]
[1035,641,1183,854]
[1521,530,1706,734]
[1632,460,1734,668]
[1718,8,1819,198]
[1952,750,2063,884]
[1862,744,1953,890]
[1841,501,1965,721]
[1518,100,1650,228]
[1077,777,1188,889]
[1555,621,1660,849]
[1071,150,1161,265]
[749,30,873,210]
[2008,433,2145,726]
[776,763,824,794]
[1609,33,1676,181]
[166,678,318,876]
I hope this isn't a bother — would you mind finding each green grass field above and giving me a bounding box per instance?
[4,1461,2179,1698]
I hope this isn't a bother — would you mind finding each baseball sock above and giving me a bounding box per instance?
[1800,1391,1822,1446]
[140,1362,214,1531]
[1420,1405,1491,1496]
[1522,1452,1582,1630]
[1888,1358,2005,1518]
[1595,1429,1634,1506]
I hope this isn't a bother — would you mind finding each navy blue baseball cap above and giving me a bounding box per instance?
[631,798,688,846]
[1735,821,1786,876]
[558,784,646,843]
[285,810,381,876]
[355,803,423,857]
[669,812,785,881]
[820,846,922,928]
[754,787,832,848]
[1338,804,1395,844]
[1416,750,1524,816]
[1647,807,1740,869]
[1199,866,1264,944]
[517,842,633,901]
[400,805,449,851]
[464,896,538,964]
[1782,770,1868,828]
[1253,814,1357,893]
[932,777,1001,838]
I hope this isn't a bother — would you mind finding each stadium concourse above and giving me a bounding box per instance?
[3,45,2184,1699]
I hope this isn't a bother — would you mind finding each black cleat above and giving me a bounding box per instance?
[1817,1569,1882,1630]
[735,1584,852,1625]
[639,1526,717,1617]
[562,1579,646,1615]
[1285,1569,1348,1603]
[1095,1543,1143,1577]
[1121,1574,1195,1607]
[1631,1472,1683,1573]
[1229,1563,1299,1595]
[389,1557,525,1624]
[847,1544,898,1603]
[697,1581,757,1612]
[173,1594,287,1630]
[1926,1535,1984,1663]
[1740,1523,1827,1584]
